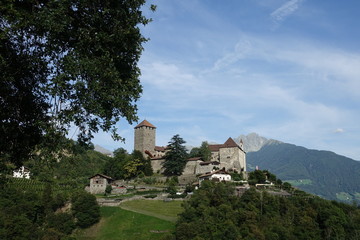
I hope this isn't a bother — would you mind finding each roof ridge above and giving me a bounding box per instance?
[134,119,156,129]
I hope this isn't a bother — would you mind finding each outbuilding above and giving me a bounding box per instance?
[89,174,113,194]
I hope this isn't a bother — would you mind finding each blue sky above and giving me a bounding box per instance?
[91,0,360,160]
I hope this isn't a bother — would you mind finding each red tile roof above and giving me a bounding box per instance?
[208,144,223,152]
[154,146,166,152]
[187,157,202,161]
[134,120,156,129]
[223,137,239,148]
[208,138,240,152]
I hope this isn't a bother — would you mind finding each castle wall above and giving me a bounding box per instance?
[195,163,216,175]
[151,159,165,173]
[182,160,198,175]
[210,152,219,161]
[219,147,246,172]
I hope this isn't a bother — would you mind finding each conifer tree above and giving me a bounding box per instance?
[163,134,188,176]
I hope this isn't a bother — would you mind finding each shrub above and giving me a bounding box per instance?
[71,191,100,228]
[144,194,157,199]
[105,185,112,195]
[143,177,157,185]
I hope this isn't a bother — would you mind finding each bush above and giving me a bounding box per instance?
[144,194,157,199]
[143,177,157,185]
[46,212,75,235]
[168,193,187,199]
[71,191,100,228]
[105,185,112,195]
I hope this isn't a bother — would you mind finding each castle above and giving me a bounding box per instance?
[134,120,246,176]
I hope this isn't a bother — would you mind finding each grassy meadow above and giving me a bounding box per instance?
[75,200,184,240]
[120,200,183,222]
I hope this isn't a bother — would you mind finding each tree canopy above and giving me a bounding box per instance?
[162,134,188,176]
[103,148,153,180]
[176,181,360,240]
[0,0,155,166]
[189,141,211,161]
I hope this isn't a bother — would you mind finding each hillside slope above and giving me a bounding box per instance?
[247,142,360,202]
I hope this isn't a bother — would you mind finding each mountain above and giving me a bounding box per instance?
[234,133,281,152]
[240,135,360,202]
[94,145,113,157]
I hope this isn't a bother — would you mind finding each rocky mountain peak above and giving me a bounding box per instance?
[234,133,281,152]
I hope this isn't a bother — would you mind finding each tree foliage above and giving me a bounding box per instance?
[175,181,360,240]
[71,191,100,228]
[0,178,97,239]
[103,148,153,180]
[162,134,188,176]
[189,141,211,161]
[0,0,155,165]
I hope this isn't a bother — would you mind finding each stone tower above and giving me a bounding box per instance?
[134,120,156,157]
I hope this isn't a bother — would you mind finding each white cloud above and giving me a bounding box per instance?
[334,128,344,133]
[271,0,305,26]
[213,39,252,70]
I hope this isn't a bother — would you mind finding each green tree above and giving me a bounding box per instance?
[189,141,211,161]
[71,191,100,229]
[105,185,113,195]
[1,0,155,165]
[162,134,188,176]
[0,37,49,166]
[199,141,211,161]
[123,158,143,179]
[103,148,129,179]
[189,147,200,158]
[248,170,267,185]
[132,150,153,176]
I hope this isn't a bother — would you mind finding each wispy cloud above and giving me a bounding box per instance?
[271,0,305,26]
[334,128,344,133]
[213,39,252,70]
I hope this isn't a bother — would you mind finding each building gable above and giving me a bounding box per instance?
[134,119,156,129]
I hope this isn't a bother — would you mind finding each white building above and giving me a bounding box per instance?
[13,166,30,179]
[198,169,232,184]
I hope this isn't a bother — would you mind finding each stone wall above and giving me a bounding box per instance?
[151,158,165,173]
[89,177,109,194]
[182,160,198,175]
[219,147,246,172]
[195,163,217,175]
[134,126,156,157]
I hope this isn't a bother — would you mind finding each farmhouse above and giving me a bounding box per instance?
[89,174,113,194]
[134,120,247,177]
[13,166,30,179]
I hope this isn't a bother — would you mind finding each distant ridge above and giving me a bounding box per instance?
[234,133,281,152]
[236,133,360,202]
[94,145,113,157]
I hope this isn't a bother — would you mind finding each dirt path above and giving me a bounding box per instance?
[119,205,177,223]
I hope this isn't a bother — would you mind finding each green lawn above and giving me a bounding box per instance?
[120,200,183,222]
[74,200,184,240]
[75,206,175,240]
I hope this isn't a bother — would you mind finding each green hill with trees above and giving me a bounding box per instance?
[247,142,360,202]
[175,181,360,240]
